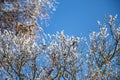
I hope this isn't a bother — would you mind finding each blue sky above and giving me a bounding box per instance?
[43,0,120,36]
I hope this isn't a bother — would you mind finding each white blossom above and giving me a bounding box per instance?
[97,20,101,25]
[117,27,120,35]
[99,27,109,38]
[89,32,98,41]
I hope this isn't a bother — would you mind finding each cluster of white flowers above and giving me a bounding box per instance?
[116,27,120,39]
[109,15,117,26]
[89,32,99,42]
[48,31,80,57]
[87,15,120,80]
[117,27,120,35]
[0,29,49,79]
[0,4,120,79]
[99,27,109,39]
[40,31,83,79]
[0,30,43,55]
[0,0,57,38]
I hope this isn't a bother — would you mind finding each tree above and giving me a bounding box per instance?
[0,0,56,79]
[41,31,84,80]
[0,0,56,37]
[0,1,120,80]
[0,30,44,79]
[0,30,84,79]
[86,15,120,80]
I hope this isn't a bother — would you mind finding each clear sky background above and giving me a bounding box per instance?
[43,0,120,37]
